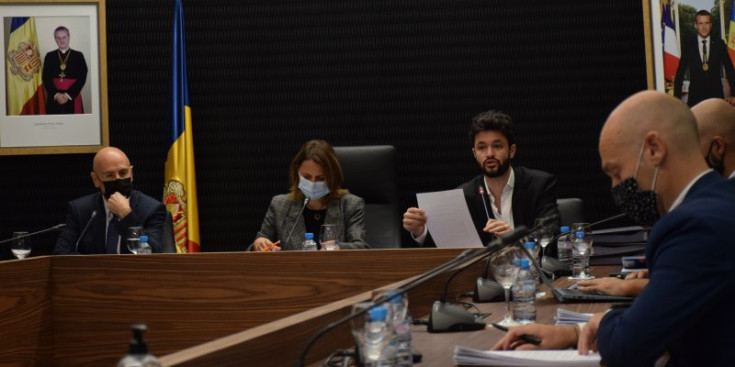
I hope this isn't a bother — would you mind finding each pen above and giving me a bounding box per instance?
[491,323,541,346]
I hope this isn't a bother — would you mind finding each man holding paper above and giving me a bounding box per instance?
[493,91,735,367]
[403,110,560,247]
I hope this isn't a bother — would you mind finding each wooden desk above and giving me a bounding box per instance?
[0,248,481,366]
[161,265,620,367]
[410,267,616,366]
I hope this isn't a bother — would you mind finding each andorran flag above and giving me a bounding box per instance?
[728,0,735,63]
[164,0,200,253]
[5,17,45,115]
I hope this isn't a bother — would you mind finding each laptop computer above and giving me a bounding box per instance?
[524,248,635,303]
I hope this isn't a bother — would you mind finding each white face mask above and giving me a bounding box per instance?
[298,176,330,200]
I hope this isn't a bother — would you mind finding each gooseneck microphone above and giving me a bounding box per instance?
[540,212,628,273]
[478,186,491,221]
[427,225,534,333]
[284,198,309,248]
[0,223,67,245]
[296,226,530,367]
[75,210,98,253]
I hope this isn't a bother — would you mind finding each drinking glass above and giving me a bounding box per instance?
[490,246,520,326]
[126,226,144,254]
[350,302,391,366]
[533,218,553,258]
[570,223,594,280]
[11,232,31,259]
[319,224,340,251]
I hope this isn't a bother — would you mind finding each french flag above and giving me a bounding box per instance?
[662,1,680,81]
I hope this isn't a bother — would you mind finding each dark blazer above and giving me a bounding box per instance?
[255,193,368,250]
[54,190,166,254]
[597,172,735,367]
[417,166,560,247]
[674,36,735,106]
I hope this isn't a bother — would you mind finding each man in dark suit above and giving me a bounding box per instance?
[673,10,735,107]
[493,91,735,367]
[692,98,735,179]
[54,147,166,254]
[402,110,559,247]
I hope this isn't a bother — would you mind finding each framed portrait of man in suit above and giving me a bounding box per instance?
[644,0,735,106]
[0,0,108,155]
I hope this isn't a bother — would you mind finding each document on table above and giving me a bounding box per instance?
[556,308,593,325]
[453,346,601,366]
[416,189,483,248]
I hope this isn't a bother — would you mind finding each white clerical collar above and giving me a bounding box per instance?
[669,169,712,212]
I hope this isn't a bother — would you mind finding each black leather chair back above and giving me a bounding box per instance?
[556,198,585,227]
[161,211,177,253]
[334,146,401,248]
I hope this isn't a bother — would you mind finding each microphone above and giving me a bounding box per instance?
[295,227,529,367]
[472,214,560,303]
[427,226,530,333]
[75,210,98,253]
[284,198,309,248]
[0,223,67,245]
[478,186,491,221]
[540,212,629,274]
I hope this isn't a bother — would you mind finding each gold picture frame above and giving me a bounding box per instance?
[643,0,734,102]
[0,0,108,155]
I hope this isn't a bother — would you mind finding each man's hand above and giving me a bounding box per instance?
[252,237,281,252]
[402,207,427,237]
[54,93,70,105]
[484,218,511,237]
[577,277,649,297]
[625,269,649,279]
[578,313,604,355]
[106,192,132,219]
[492,323,578,351]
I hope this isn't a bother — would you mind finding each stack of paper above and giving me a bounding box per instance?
[556,308,593,325]
[453,346,601,366]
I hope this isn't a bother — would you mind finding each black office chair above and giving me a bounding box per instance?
[334,145,401,248]
[160,211,177,253]
[556,198,585,227]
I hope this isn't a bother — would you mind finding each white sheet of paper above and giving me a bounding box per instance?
[416,189,483,248]
[453,346,601,366]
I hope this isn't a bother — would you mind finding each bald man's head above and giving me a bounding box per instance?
[599,91,709,216]
[90,147,134,198]
[691,98,735,177]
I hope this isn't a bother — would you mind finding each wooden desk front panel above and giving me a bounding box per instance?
[49,249,469,367]
[0,257,53,366]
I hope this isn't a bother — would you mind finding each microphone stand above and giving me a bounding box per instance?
[0,224,66,245]
[541,213,629,273]
[295,226,530,367]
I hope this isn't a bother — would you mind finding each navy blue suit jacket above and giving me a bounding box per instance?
[54,190,166,254]
[597,172,735,367]
[417,166,560,247]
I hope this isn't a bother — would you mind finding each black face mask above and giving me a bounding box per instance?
[611,177,660,226]
[705,141,725,175]
[102,178,132,199]
[610,145,660,226]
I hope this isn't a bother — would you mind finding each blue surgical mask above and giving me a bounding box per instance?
[298,176,330,200]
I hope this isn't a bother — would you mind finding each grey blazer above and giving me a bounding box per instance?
[255,193,369,250]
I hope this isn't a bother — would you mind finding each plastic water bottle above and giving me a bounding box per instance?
[384,291,412,367]
[138,235,152,254]
[523,241,540,283]
[117,324,162,367]
[572,231,592,278]
[557,226,573,265]
[364,306,389,367]
[512,259,536,324]
[302,233,317,251]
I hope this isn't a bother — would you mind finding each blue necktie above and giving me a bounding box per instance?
[106,216,119,254]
